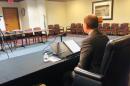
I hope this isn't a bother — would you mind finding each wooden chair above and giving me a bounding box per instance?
[117,23,129,35]
[24,29,34,45]
[75,23,83,34]
[103,23,110,35]
[53,24,64,35]
[48,25,54,35]
[66,23,76,34]
[111,23,119,35]
[33,27,42,43]
[12,30,24,47]
[98,23,103,33]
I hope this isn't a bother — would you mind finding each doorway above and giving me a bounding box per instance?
[3,7,20,31]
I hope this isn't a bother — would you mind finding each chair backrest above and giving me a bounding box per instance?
[120,23,129,30]
[24,28,32,31]
[33,27,41,31]
[100,35,130,86]
[71,23,76,28]
[54,24,60,29]
[48,25,54,29]
[103,23,110,29]
[98,23,103,29]
[76,23,82,28]
[111,23,119,29]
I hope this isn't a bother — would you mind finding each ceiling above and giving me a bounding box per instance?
[0,0,67,2]
[0,0,23,2]
[48,0,67,2]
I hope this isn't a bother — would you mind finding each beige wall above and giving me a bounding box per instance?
[47,0,130,27]
[66,0,92,26]
[46,1,67,27]
[105,0,130,23]
[66,0,130,23]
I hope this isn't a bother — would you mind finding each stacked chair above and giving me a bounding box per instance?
[72,35,130,86]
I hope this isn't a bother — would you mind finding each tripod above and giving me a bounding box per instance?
[0,29,13,58]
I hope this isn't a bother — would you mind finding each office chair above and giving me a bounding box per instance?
[72,34,130,86]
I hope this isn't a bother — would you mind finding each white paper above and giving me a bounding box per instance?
[48,56,61,62]
[64,40,80,53]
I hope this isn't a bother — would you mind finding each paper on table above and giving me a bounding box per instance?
[64,40,80,53]
[48,56,61,62]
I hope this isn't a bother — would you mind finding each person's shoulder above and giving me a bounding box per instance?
[82,36,93,45]
[101,34,109,41]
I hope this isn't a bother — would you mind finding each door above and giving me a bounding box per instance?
[3,7,20,31]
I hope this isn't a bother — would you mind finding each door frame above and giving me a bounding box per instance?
[2,7,20,31]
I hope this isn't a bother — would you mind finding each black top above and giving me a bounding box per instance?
[0,51,64,84]
[78,30,109,73]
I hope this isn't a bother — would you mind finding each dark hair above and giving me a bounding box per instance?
[85,15,99,29]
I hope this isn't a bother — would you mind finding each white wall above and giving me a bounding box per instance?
[19,0,29,30]
[20,0,46,30]
[46,1,67,27]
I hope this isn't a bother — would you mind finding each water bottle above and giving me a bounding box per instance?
[43,53,49,62]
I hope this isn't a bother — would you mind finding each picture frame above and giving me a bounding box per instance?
[92,0,113,20]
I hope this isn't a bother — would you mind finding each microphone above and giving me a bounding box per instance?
[59,32,67,42]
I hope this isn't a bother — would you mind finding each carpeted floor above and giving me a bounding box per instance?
[0,35,122,62]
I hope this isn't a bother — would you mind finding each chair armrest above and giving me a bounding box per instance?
[66,26,70,29]
[60,26,64,29]
[74,67,103,81]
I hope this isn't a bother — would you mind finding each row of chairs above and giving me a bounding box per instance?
[48,23,130,36]
[66,23,84,34]
[0,27,47,50]
[98,23,129,35]
[48,24,64,35]
[48,23,84,35]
